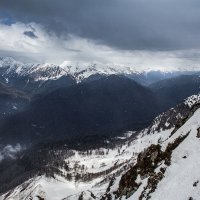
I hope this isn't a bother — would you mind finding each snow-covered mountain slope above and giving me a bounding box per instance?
[109,107,200,200]
[149,114,200,200]
[1,94,200,200]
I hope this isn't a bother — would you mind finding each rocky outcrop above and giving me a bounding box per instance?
[197,127,200,138]
[113,132,189,199]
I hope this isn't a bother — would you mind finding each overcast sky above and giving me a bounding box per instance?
[0,0,200,70]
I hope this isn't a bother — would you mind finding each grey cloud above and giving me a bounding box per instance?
[1,0,200,51]
[23,31,38,39]
[0,144,24,162]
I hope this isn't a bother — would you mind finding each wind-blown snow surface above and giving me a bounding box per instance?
[2,97,200,199]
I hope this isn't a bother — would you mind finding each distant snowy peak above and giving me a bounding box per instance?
[60,62,141,82]
[1,57,200,84]
[0,57,69,82]
[0,57,141,83]
[0,57,23,74]
[0,57,23,67]
[24,63,68,81]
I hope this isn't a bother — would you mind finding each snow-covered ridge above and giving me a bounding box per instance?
[1,57,200,84]
[0,57,142,83]
[60,62,143,82]
[145,94,200,134]
[1,57,189,84]
[0,57,68,82]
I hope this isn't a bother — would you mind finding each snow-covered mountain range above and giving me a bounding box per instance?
[1,94,200,200]
[1,57,199,85]
[0,57,141,83]
[0,57,69,82]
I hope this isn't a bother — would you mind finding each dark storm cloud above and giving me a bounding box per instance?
[23,31,38,39]
[1,0,200,51]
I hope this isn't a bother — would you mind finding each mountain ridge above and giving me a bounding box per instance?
[1,57,200,86]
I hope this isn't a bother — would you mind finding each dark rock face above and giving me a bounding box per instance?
[115,144,162,198]
[197,128,200,138]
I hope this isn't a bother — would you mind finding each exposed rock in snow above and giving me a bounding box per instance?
[184,94,200,108]
[146,94,200,134]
